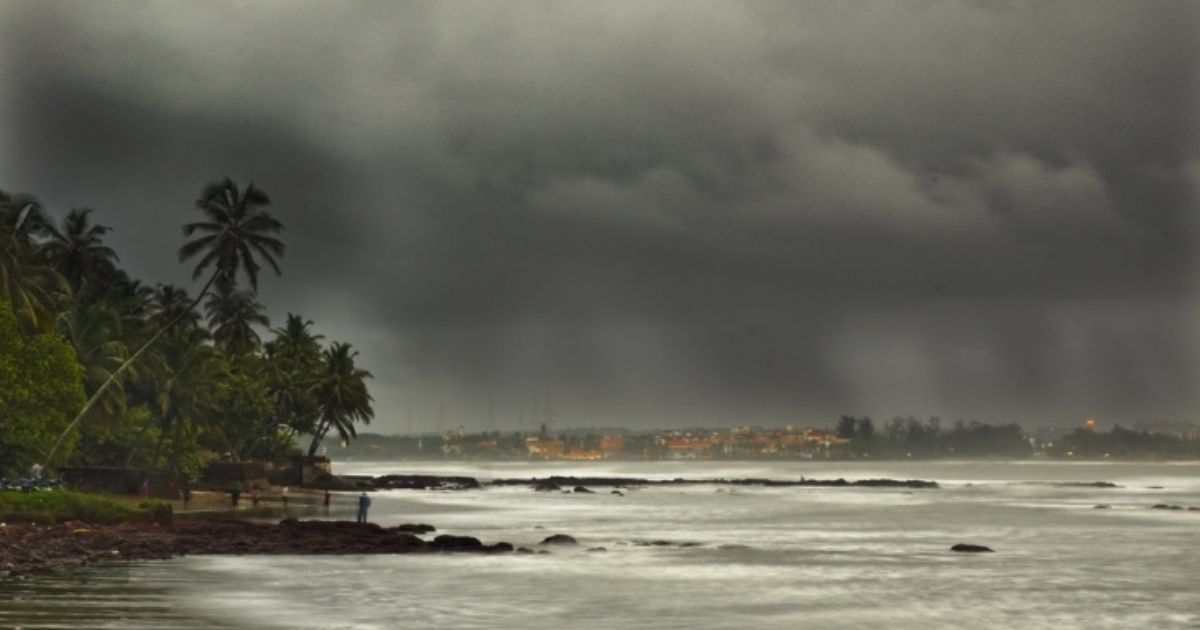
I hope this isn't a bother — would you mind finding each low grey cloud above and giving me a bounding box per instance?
[2,1,1197,430]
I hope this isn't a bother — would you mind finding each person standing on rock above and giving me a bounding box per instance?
[323,490,331,513]
[357,492,371,524]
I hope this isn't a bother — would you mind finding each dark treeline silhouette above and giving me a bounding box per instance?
[1051,425,1200,459]
[837,416,1030,458]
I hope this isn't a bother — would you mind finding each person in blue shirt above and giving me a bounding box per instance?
[357,492,372,524]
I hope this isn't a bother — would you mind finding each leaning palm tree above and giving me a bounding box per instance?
[42,208,119,290]
[205,285,270,356]
[306,342,374,457]
[46,178,285,466]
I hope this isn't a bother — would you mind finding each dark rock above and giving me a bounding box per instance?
[678,542,701,547]
[516,547,535,554]
[611,490,624,496]
[486,542,514,553]
[429,535,484,551]
[367,475,481,491]
[534,481,562,492]
[540,534,578,545]
[587,547,607,552]
[950,543,993,553]
[1152,504,1184,511]
[573,486,595,494]
[1093,504,1111,509]
[393,523,436,534]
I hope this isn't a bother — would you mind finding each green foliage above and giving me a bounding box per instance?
[2,181,375,479]
[0,300,86,474]
[307,342,374,457]
[0,490,132,525]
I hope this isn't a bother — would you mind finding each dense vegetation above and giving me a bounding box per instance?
[0,490,135,525]
[0,182,374,480]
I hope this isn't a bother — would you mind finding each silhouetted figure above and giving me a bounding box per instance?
[323,490,331,513]
[357,492,371,524]
[251,487,261,507]
[231,482,242,507]
[282,485,289,510]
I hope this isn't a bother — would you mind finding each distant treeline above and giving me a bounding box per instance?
[836,416,1029,458]
[1052,425,1200,459]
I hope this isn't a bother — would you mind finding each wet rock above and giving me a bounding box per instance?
[611,490,624,496]
[515,547,535,554]
[678,542,702,547]
[540,534,577,545]
[393,523,436,534]
[430,535,484,551]
[950,543,994,553]
[367,475,481,491]
[573,486,595,494]
[1152,504,1184,511]
[587,547,607,552]
[534,481,562,492]
[1093,504,1111,509]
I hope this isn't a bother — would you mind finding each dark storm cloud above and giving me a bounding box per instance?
[2,1,1197,430]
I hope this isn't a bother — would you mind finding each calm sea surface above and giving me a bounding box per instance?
[3,460,1198,629]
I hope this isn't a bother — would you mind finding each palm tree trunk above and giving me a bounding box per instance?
[307,420,330,457]
[45,271,222,467]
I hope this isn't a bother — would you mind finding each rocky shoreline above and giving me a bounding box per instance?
[0,518,511,580]
[347,474,940,491]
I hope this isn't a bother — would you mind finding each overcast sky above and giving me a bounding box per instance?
[2,1,1197,432]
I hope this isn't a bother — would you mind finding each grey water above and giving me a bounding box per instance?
[2,461,1198,629]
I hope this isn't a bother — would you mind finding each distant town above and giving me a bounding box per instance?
[333,418,1200,461]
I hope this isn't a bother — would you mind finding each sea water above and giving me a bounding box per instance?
[2,461,1198,629]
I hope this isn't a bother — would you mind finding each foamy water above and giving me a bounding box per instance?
[3,461,1198,629]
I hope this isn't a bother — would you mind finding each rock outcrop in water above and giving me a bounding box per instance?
[350,475,481,491]
[494,476,939,490]
[0,519,512,580]
[950,543,994,553]
[540,534,578,545]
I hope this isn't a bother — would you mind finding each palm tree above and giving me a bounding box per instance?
[306,342,374,457]
[139,327,228,471]
[46,178,285,466]
[253,314,324,454]
[0,192,69,333]
[149,284,204,331]
[180,178,284,293]
[60,301,130,432]
[42,208,119,290]
[0,191,51,243]
[205,285,270,356]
